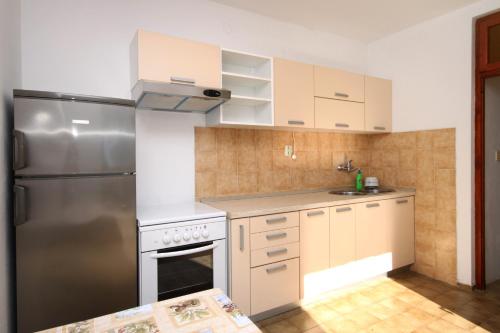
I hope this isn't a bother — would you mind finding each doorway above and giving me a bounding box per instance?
[474,10,500,290]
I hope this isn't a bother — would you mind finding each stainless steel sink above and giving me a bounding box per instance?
[329,188,396,196]
[329,190,367,196]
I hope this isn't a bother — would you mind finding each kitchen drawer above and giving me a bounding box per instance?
[250,212,299,234]
[251,258,299,315]
[315,97,364,131]
[250,227,300,250]
[251,242,300,267]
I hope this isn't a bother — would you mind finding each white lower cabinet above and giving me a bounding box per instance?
[250,258,300,315]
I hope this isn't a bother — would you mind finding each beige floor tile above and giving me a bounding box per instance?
[413,298,453,318]
[321,317,362,333]
[364,302,401,320]
[303,326,328,333]
[440,312,477,330]
[306,304,341,323]
[264,319,301,333]
[402,307,436,327]
[325,298,358,315]
[287,311,319,331]
[424,318,470,333]
[343,309,380,328]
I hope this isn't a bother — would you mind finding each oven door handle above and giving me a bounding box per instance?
[149,241,219,259]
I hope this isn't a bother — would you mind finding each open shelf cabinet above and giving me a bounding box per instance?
[207,49,274,127]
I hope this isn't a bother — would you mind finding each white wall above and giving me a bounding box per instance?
[366,0,500,285]
[20,0,366,207]
[485,76,500,284]
[0,0,21,330]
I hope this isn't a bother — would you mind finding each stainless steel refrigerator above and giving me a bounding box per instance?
[13,90,137,333]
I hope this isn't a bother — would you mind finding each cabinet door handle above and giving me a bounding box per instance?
[335,123,349,128]
[266,216,287,224]
[266,232,287,240]
[267,247,287,257]
[374,126,386,131]
[13,130,26,170]
[397,199,409,204]
[288,120,305,125]
[170,76,196,85]
[336,207,352,213]
[14,185,27,226]
[366,203,380,208]
[266,263,287,274]
[334,92,349,98]
[239,225,244,251]
[307,210,325,217]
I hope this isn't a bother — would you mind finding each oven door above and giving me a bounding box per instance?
[140,239,227,305]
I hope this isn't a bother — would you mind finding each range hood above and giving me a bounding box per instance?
[132,80,231,112]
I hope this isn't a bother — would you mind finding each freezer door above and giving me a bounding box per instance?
[15,175,137,333]
[14,97,135,176]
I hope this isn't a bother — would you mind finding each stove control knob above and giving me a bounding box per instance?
[183,232,191,241]
[202,229,209,238]
[192,231,200,239]
[162,234,172,245]
[173,234,181,243]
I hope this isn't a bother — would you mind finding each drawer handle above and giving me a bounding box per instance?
[307,210,325,217]
[397,199,409,204]
[267,248,288,257]
[335,123,349,128]
[170,76,195,85]
[366,203,380,208]
[374,126,386,131]
[334,92,349,98]
[266,216,287,224]
[266,232,287,240]
[266,264,287,274]
[336,207,352,213]
[239,225,244,251]
[288,120,305,125]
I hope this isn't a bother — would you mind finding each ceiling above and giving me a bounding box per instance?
[210,0,481,42]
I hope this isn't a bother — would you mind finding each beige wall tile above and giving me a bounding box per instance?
[255,130,273,150]
[434,230,456,253]
[435,210,456,233]
[398,169,416,187]
[196,171,216,198]
[371,150,384,168]
[272,130,292,150]
[416,131,433,149]
[383,150,399,168]
[258,170,274,193]
[435,249,456,285]
[435,169,455,188]
[238,172,258,194]
[238,150,257,173]
[415,208,436,228]
[319,151,333,170]
[195,150,217,172]
[399,149,417,170]
[257,150,273,171]
[217,149,237,172]
[415,189,435,209]
[273,169,292,190]
[237,129,255,151]
[349,150,371,168]
[436,186,456,211]
[195,127,216,152]
[433,128,455,149]
[216,171,238,196]
[433,148,455,169]
[216,128,238,151]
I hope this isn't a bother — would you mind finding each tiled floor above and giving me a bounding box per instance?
[257,271,500,333]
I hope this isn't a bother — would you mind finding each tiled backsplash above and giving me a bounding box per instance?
[195,127,456,285]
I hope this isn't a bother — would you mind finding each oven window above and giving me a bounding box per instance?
[157,241,214,301]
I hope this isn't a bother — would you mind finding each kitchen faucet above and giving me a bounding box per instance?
[337,159,359,173]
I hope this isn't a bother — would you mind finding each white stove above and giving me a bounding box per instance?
[137,202,227,305]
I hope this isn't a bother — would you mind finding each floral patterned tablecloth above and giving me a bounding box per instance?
[38,289,262,333]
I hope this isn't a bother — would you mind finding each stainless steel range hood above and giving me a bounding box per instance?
[132,80,231,112]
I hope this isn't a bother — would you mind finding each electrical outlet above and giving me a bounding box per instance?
[284,145,293,157]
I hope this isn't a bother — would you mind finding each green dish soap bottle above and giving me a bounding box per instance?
[356,169,363,192]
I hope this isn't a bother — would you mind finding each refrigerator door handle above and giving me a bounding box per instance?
[14,185,27,226]
[13,130,26,170]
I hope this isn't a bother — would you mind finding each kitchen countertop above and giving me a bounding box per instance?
[39,288,261,333]
[203,188,416,219]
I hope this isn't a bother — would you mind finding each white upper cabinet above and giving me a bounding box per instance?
[130,30,221,88]
[365,76,392,132]
[314,66,365,102]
